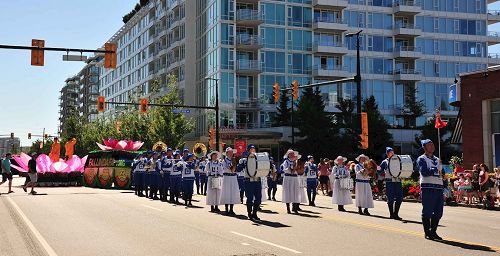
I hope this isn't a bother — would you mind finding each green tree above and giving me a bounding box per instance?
[273,91,291,126]
[401,86,427,128]
[362,96,394,162]
[336,98,355,126]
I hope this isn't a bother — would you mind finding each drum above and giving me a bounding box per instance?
[340,178,353,190]
[246,152,270,178]
[388,155,414,179]
[211,177,222,189]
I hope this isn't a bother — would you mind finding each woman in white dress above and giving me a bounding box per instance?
[331,156,353,211]
[355,154,374,215]
[281,149,307,214]
[206,151,223,212]
[220,147,240,215]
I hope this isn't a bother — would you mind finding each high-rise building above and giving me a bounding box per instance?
[96,0,500,154]
[59,76,80,133]
[78,55,103,123]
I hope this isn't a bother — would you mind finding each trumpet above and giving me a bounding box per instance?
[363,159,378,178]
[153,141,167,152]
[193,143,207,159]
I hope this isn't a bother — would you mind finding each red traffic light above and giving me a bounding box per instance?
[104,43,117,69]
[97,96,105,112]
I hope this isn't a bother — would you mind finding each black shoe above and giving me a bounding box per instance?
[210,206,215,212]
[431,218,443,240]
[252,213,260,221]
[214,206,220,212]
[422,217,434,240]
[272,197,276,201]
[363,208,371,216]
[23,186,27,192]
[338,205,346,212]
[287,204,292,214]
[358,208,364,215]
[394,202,402,220]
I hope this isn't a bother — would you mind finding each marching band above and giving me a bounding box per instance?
[130,139,444,237]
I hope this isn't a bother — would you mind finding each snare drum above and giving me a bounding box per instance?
[246,152,270,179]
[388,155,414,179]
[211,177,223,190]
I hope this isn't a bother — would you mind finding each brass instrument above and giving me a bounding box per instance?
[364,159,378,178]
[153,141,167,152]
[193,143,207,159]
[231,156,239,173]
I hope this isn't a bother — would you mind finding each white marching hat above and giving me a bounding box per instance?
[355,154,369,162]
[225,147,236,154]
[334,156,347,164]
[283,149,301,160]
[208,151,222,159]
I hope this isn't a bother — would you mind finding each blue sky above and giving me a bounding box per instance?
[0,0,136,146]
[1,1,500,147]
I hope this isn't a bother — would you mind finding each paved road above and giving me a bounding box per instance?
[1,177,499,256]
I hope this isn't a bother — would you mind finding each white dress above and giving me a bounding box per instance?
[220,157,241,205]
[206,161,223,206]
[331,165,353,205]
[281,159,307,204]
[355,164,374,208]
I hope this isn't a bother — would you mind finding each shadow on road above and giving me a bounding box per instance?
[259,209,279,214]
[435,239,496,252]
[294,212,321,218]
[184,205,204,209]
[298,209,321,214]
[251,219,291,228]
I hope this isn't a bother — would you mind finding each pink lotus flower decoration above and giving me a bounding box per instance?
[11,152,88,174]
[96,138,144,151]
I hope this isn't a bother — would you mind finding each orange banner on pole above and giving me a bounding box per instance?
[361,112,368,149]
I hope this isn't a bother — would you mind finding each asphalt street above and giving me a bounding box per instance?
[1,177,499,256]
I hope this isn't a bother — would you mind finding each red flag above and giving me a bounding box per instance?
[435,113,447,129]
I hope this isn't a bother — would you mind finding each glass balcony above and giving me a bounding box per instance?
[313,17,348,31]
[393,23,422,37]
[312,0,348,9]
[393,0,422,15]
[236,99,260,110]
[393,46,422,59]
[390,69,422,81]
[236,9,263,26]
[488,10,500,25]
[313,42,348,55]
[313,64,351,78]
[488,31,500,45]
[236,60,261,74]
[235,34,262,50]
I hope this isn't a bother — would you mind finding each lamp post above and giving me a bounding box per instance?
[205,77,220,151]
[346,30,363,131]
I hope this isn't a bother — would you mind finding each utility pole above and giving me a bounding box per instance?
[346,30,363,132]
[205,78,220,151]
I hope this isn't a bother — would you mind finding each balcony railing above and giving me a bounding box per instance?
[393,46,421,52]
[236,99,260,109]
[389,69,421,75]
[488,53,500,58]
[314,16,346,24]
[236,9,262,22]
[488,10,500,15]
[393,0,420,7]
[235,34,261,47]
[315,64,347,71]
[488,31,500,37]
[236,60,261,72]
[314,41,346,48]
[393,23,420,29]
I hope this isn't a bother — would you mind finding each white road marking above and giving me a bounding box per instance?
[231,231,302,254]
[141,204,163,212]
[6,197,58,256]
[241,242,250,246]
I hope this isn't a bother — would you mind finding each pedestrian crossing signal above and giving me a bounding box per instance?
[28,133,31,139]
[140,98,148,113]
[273,83,280,103]
[104,43,117,69]
[10,133,14,139]
[97,96,105,112]
[292,80,299,100]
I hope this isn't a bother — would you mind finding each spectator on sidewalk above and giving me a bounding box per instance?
[23,153,38,195]
[318,158,331,195]
[0,153,14,194]
[471,164,481,203]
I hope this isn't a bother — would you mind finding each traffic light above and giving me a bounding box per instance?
[209,128,215,147]
[272,83,280,103]
[44,134,48,139]
[28,133,31,139]
[97,96,105,112]
[31,39,45,66]
[140,98,148,113]
[10,133,14,139]
[360,112,369,149]
[104,43,117,69]
[292,80,299,100]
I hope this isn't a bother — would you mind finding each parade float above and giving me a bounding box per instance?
[83,138,145,189]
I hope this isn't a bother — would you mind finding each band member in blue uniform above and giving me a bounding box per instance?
[236,150,248,204]
[206,151,223,212]
[182,154,196,207]
[221,147,240,215]
[149,153,161,200]
[417,139,444,240]
[182,148,190,161]
[132,154,146,197]
[198,156,208,195]
[194,156,201,195]
[304,155,319,206]
[355,154,374,215]
[267,157,278,201]
[161,148,174,200]
[237,144,262,221]
[144,151,155,198]
[379,147,403,220]
[170,152,183,204]
[156,152,166,201]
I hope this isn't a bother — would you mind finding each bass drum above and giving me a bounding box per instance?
[246,152,270,178]
[388,155,414,178]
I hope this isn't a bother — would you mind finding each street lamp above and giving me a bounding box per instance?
[346,30,363,131]
[204,77,220,151]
